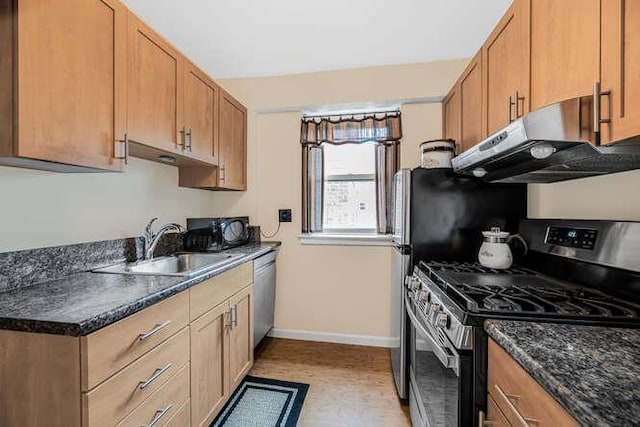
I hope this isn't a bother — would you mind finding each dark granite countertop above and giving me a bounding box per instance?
[485,320,640,426]
[0,242,280,337]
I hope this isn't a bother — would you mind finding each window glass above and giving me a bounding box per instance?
[323,143,376,230]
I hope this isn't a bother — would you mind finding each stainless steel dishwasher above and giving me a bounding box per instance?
[253,250,276,347]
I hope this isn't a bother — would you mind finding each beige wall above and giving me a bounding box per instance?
[0,158,215,252]
[213,61,463,340]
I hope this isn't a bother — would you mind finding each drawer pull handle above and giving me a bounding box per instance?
[494,384,540,426]
[139,364,172,390]
[139,320,172,341]
[143,404,172,427]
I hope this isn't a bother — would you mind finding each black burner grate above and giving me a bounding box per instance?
[417,260,640,319]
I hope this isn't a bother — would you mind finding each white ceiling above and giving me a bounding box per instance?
[122,0,512,79]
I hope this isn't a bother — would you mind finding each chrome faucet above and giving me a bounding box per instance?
[143,217,185,260]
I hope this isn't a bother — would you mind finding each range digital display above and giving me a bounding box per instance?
[545,227,598,250]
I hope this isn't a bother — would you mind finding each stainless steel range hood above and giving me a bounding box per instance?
[452,96,640,183]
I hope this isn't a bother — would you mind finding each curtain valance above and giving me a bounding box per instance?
[300,111,402,146]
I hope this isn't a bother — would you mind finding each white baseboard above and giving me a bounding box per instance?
[267,328,398,348]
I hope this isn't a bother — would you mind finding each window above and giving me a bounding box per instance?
[301,111,402,236]
[323,143,377,231]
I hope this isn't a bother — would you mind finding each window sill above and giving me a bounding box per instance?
[298,233,393,247]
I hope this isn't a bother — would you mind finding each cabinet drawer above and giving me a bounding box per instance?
[164,399,190,427]
[488,339,578,427]
[116,365,189,427]
[83,327,189,426]
[81,292,189,391]
[190,262,252,321]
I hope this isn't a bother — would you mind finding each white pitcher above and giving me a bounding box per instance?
[478,227,528,269]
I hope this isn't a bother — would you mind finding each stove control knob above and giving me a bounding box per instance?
[405,276,420,291]
[434,312,449,329]
[428,303,441,317]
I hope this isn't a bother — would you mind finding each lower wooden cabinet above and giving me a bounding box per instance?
[487,338,578,427]
[190,301,230,427]
[228,285,254,391]
[190,283,254,427]
[0,261,255,427]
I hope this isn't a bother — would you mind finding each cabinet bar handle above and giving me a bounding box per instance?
[138,363,172,390]
[493,384,539,426]
[593,82,612,137]
[186,128,193,152]
[138,320,172,341]
[143,404,172,427]
[115,134,129,165]
[507,96,514,123]
[178,126,186,149]
[231,304,238,327]
[225,310,233,329]
[514,91,525,119]
[478,410,493,426]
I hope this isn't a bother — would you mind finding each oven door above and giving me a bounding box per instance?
[406,291,473,427]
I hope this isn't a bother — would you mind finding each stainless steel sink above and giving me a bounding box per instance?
[93,252,244,277]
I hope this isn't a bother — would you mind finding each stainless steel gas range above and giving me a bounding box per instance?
[404,219,640,427]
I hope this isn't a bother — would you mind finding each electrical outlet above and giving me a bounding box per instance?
[278,209,292,223]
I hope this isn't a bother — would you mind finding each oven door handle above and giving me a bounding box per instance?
[406,302,457,374]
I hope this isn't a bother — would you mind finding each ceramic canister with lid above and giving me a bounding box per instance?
[420,139,456,168]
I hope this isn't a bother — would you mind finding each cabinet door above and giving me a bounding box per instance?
[16,0,126,171]
[442,85,461,151]
[228,285,253,391]
[530,0,600,110]
[127,14,183,152]
[483,0,530,135]
[190,301,230,427]
[601,0,640,143]
[184,62,218,164]
[459,52,484,151]
[218,91,247,190]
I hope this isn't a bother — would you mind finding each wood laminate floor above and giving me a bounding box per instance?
[251,338,411,427]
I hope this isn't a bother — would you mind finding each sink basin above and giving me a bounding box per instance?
[93,252,244,277]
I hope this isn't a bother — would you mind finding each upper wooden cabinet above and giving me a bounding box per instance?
[446,0,640,149]
[442,86,461,150]
[601,0,640,144]
[183,62,219,165]
[459,52,484,152]
[530,0,601,110]
[442,51,484,153]
[483,0,530,136]
[0,0,127,172]
[126,14,183,154]
[218,91,248,190]
[178,89,248,191]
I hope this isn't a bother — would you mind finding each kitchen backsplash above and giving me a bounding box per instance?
[0,233,183,293]
[0,227,261,293]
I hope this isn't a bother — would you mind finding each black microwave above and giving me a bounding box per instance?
[184,217,250,251]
